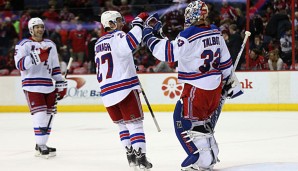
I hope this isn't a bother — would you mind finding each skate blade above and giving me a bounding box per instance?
[133,167,150,171]
[35,151,56,159]
[138,165,151,171]
[35,153,49,159]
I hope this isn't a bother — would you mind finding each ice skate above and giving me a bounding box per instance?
[35,144,56,158]
[126,146,137,167]
[181,165,214,171]
[134,148,152,170]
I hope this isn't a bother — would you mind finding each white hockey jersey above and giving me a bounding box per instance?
[14,38,64,93]
[147,25,233,90]
[94,27,142,107]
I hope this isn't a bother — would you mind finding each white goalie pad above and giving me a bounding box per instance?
[181,121,219,170]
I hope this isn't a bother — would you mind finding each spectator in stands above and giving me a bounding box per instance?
[265,9,291,40]
[50,25,63,51]
[42,5,59,23]
[68,22,87,66]
[248,48,267,70]
[59,20,69,46]
[250,34,265,55]
[87,29,101,73]
[280,27,292,69]
[162,0,185,40]
[0,16,18,56]
[226,24,244,71]
[220,0,238,25]
[119,0,134,33]
[268,49,284,71]
[206,3,220,27]
[59,6,75,22]
[249,13,264,43]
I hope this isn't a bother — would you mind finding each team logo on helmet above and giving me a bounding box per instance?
[161,77,183,99]
[184,0,208,26]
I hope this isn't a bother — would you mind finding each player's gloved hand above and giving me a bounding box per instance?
[137,12,149,22]
[39,47,51,62]
[131,12,149,29]
[144,13,162,35]
[55,81,68,100]
[223,72,243,99]
[30,49,41,65]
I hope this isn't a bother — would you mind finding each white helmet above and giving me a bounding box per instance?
[28,17,44,35]
[184,0,208,26]
[101,11,123,29]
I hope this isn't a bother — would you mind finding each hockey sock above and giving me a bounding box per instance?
[126,121,146,153]
[32,111,53,145]
[118,122,132,149]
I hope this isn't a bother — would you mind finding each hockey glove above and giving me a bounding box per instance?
[142,27,154,45]
[145,13,162,34]
[144,13,166,39]
[39,47,51,62]
[55,81,68,100]
[131,12,149,29]
[30,49,41,65]
[223,72,243,99]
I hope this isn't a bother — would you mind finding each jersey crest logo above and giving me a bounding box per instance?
[161,76,183,99]
[177,39,184,47]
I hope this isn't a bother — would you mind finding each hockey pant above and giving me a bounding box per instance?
[118,121,146,153]
[173,100,219,170]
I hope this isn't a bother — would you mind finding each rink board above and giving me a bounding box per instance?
[0,71,298,112]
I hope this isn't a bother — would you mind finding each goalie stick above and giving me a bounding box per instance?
[40,57,73,135]
[210,31,251,128]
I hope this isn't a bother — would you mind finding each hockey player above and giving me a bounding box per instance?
[142,1,243,170]
[14,17,67,158]
[94,11,152,169]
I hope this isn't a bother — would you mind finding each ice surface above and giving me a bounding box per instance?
[0,112,298,171]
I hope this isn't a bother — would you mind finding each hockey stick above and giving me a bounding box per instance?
[41,57,73,135]
[210,31,251,128]
[139,79,161,132]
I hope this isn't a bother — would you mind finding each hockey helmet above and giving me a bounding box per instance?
[100,11,124,29]
[184,0,208,26]
[28,17,44,35]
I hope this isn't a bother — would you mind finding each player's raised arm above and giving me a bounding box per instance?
[142,13,190,63]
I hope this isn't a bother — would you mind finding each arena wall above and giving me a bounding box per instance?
[1,72,298,112]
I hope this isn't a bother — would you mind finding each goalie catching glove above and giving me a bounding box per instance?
[223,72,243,99]
[30,47,51,65]
[55,81,68,100]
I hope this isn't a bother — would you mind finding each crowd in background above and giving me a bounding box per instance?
[0,0,298,76]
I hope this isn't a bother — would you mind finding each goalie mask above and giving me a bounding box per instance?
[101,11,125,29]
[184,0,208,27]
[28,17,45,36]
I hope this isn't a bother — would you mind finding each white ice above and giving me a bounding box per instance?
[1,112,298,171]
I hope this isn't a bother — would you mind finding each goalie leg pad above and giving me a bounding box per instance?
[173,100,198,155]
[182,121,219,170]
